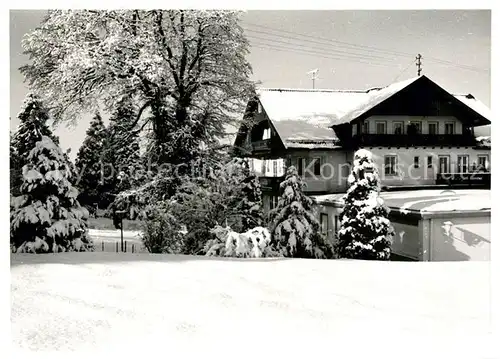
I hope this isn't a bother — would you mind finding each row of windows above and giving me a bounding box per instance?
[384,154,490,175]
[358,121,457,135]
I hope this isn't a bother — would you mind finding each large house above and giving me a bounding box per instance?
[233,75,491,212]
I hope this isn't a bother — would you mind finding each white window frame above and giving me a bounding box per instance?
[478,155,489,171]
[413,156,420,169]
[457,155,469,174]
[427,155,433,169]
[384,155,398,176]
[438,155,450,174]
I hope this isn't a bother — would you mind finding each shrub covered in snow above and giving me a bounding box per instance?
[140,202,184,254]
[335,149,394,260]
[164,157,263,254]
[205,224,276,258]
[10,136,94,253]
[269,166,333,259]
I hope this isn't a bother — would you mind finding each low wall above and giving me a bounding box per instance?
[315,199,490,262]
[316,200,421,260]
[426,214,491,261]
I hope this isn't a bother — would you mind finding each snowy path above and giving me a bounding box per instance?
[88,229,142,242]
[10,253,495,357]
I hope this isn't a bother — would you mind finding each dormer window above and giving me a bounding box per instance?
[262,128,271,140]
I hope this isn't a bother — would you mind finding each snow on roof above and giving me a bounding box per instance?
[256,76,491,141]
[454,94,492,123]
[257,88,369,127]
[315,189,491,215]
[256,88,367,146]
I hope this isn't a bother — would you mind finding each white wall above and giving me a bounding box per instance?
[390,221,421,260]
[362,115,463,135]
[289,150,351,193]
[368,147,491,186]
[315,202,421,260]
[429,216,490,261]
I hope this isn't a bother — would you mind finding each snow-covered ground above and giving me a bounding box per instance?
[88,229,142,240]
[10,253,495,357]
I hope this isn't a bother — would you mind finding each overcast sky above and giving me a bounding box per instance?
[10,10,491,158]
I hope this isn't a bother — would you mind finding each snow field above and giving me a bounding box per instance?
[10,253,494,357]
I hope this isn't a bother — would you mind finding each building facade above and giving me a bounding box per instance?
[233,75,491,212]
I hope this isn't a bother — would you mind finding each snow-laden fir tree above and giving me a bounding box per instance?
[11,136,93,253]
[335,149,394,260]
[104,97,143,194]
[11,93,60,196]
[10,135,22,197]
[270,166,333,259]
[75,112,108,212]
[233,158,264,232]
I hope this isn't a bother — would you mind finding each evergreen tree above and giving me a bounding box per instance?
[75,112,108,212]
[11,136,93,253]
[233,158,264,232]
[10,135,22,197]
[11,93,60,195]
[269,166,332,259]
[335,149,394,260]
[104,97,143,195]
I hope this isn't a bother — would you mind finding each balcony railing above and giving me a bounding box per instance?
[351,134,477,147]
[252,139,272,152]
[438,162,490,174]
[436,162,490,187]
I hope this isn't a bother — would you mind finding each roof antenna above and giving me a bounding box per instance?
[307,68,319,89]
[415,54,422,76]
